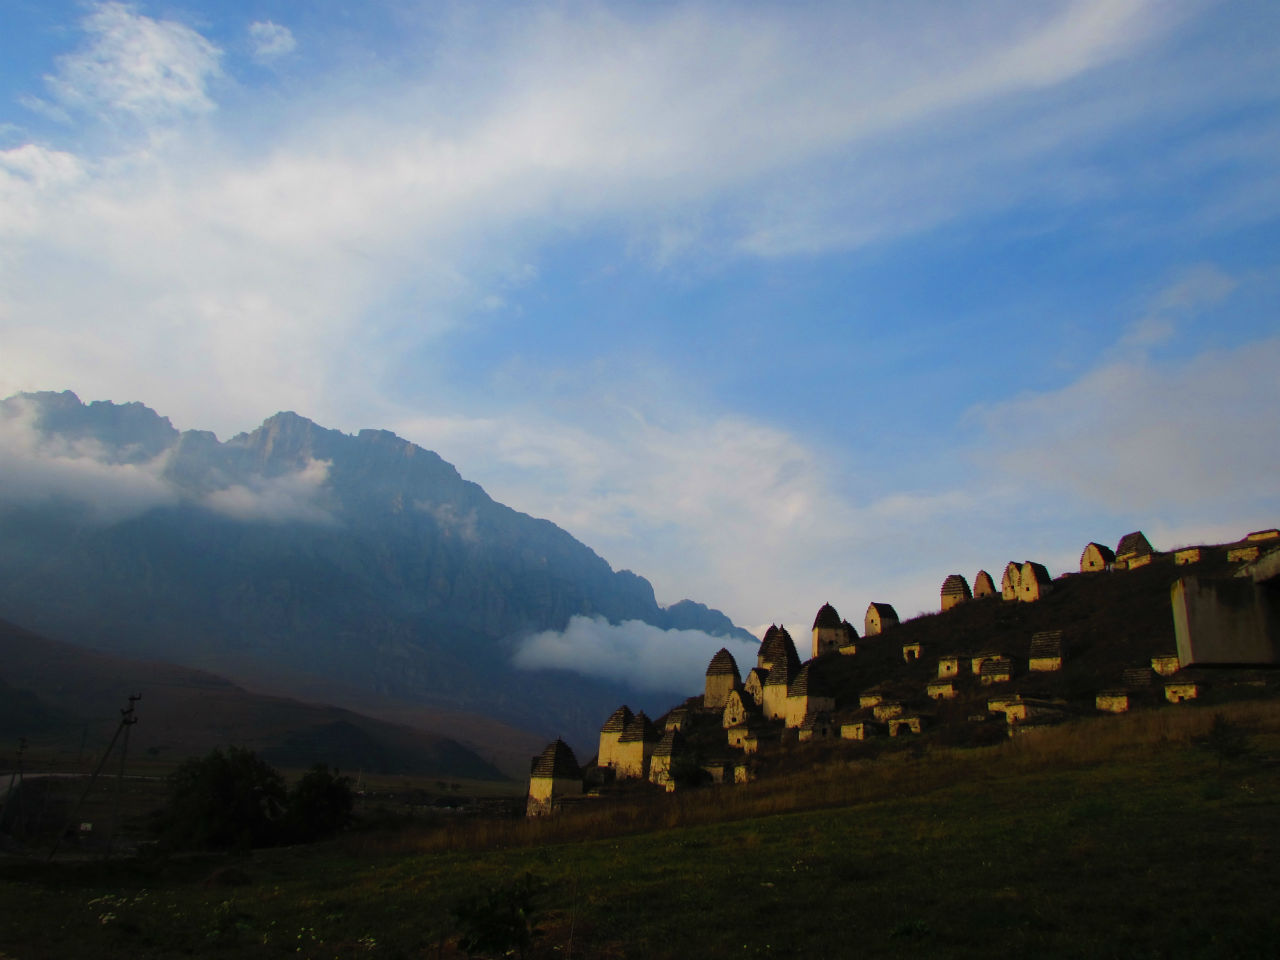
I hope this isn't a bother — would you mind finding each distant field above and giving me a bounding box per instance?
[2,700,1278,958]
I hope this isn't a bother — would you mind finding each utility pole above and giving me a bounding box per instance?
[0,738,26,835]
[105,695,140,859]
[49,695,140,861]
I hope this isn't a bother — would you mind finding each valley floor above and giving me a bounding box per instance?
[3,701,1278,959]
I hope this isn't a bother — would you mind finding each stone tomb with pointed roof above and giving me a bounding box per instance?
[704,648,742,709]
[1001,562,1022,600]
[1080,542,1116,573]
[743,667,769,706]
[758,625,800,673]
[973,570,997,599]
[1116,531,1153,568]
[940,574,972,611]
[865,602,900,636]
[597,705,634,772]
[1018,562,1052,602]
[785,663,835,728]
[762,657,796,721]
[811,602,846,657]
[614,712,661,779]
[648,729,686,791]
[527,739,582,816]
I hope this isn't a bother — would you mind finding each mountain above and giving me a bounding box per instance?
[0,391,755,751]
[0,618,507,778]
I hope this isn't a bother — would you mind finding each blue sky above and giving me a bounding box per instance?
[2,0,1278,640]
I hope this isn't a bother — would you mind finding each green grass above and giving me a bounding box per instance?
[3,702,1278,959]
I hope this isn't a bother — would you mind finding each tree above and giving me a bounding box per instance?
[1203,713,1252,773]
[284,764,354,843]
[164,747,286,850]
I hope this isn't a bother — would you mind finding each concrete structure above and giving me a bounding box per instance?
[811,602,847,657]
[1028,631,1064,672]
[704,648,742,709]
[597,705,634,772]
[973,570,997,599]
[1001,562,1022,600]
[1018,562,1052,602]
[527,739,582,816]
[941,574,972,611]
[864,602,899,636]
[1172,553,1280,666]
[1080,542,1116,573]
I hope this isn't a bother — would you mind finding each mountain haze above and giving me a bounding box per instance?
[0,391,755,750]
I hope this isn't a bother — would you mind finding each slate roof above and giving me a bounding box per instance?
[763,658,795,686]
[812,602,842,629]
[530,739,580,778]
[759,626,801,670]
[789,663,830,698]
[1081,542,1116,564]
[706,647,741,677]
[841,619,860,640]
[980,657,1014,677]
[619,712,660,743]
[601,705,634,734]
[1116,531,1153,558]
[652,728,683,758]
[867,602,899,621]
[1029,631,1064,659]
[941,574,972,598]
[1122,668,1155,689]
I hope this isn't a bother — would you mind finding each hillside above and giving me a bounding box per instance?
[0,618,509,779]
[0,391,754,749]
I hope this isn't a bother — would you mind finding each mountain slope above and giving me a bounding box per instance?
[0,391,754,748]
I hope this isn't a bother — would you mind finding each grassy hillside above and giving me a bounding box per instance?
[2,700,1277,958]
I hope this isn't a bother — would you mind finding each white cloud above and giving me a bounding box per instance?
[0,397,176,522]
[43,2,222,122]
[202,457,335,525]
[248,21,296,60]
[513,615,759,694]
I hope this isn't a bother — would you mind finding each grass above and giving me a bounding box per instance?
[2,701,1278,958]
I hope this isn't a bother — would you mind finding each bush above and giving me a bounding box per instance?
[164,747,286,850]
[453,872,547,959]
[284,764,354,843]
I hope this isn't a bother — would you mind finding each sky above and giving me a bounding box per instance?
[2,0,1278,645]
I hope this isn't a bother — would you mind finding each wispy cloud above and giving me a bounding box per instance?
[42,2,223,122]
[202,457,334,525]
[248,21,296,60]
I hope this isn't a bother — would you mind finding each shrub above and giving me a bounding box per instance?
[163,747,286,850]
[453,872,547,959]
[284,764,354,843]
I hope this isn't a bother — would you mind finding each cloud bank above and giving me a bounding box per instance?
[513,615,760,695]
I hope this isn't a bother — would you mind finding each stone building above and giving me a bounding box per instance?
[1001,562,1022,600]
[926,678,957,700]
[743,667,769,706]
[1018,562,1052,602]
[840,720,881,740]
[1247,528,1280,542]
[902,642,922,663]
[758,625,800,674]
[597,705,634,772]
[937,655,964,678]
[1150,655,1181,677]
[872,701,904,721]
[837,620,861,656]
[864,602,900,636]
[762,658,795,721]
[973,570,997,599]
[664,707,690,732]
[527,739,582,816]
[704,648,742,709]
[1080,542,1116,573]
[614,712,660,778]
[811,602,848,657]
[797,712,837,742]
[888,716,923,736]
[980,657,1014,685]
[722,687,754,730]
[648,729,685,791]
[1116,531,1153,568]
[1028,631,1064,672]
[940,574,972,611]
[785,663,835,728]
[1174,547,1202,565]
[1228,545,1260,563]
[970,651,1001,675]
[1165,681,1200,703]
[1096,690,1130,713]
